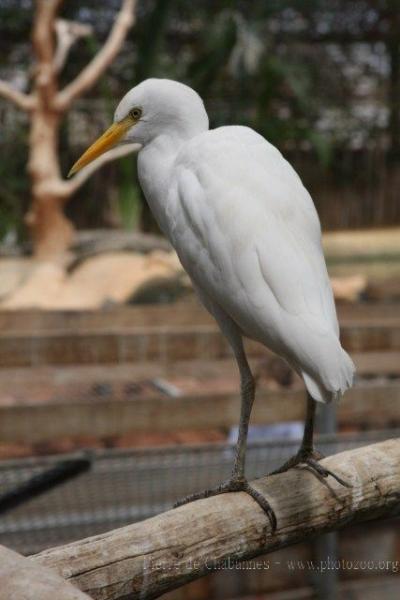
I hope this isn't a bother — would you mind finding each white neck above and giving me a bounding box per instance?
[137,132,192,235]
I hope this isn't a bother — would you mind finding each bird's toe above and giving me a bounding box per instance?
[270,448,351,488]
[174,478,277,531]
[304,457,351,488]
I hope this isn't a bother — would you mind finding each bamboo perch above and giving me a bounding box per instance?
[0,545,91,600]
[33,439,400,600]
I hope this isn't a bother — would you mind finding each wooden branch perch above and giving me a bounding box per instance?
[0,545,91,600]
[32,439,400,600]
[62,143,140,196]
[0,80,35,111]
[55,0,136,111]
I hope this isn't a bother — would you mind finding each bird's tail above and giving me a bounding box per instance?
[301,343,355,404]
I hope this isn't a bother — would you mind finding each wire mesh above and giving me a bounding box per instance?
[0,428,397,555]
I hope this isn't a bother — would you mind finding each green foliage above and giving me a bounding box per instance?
[186,11,238,96]
[134,0,173,83]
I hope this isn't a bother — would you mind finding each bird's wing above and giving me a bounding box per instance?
[171,125,339,347]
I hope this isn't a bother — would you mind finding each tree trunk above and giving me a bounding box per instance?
[26,108,74,258]
[26,194,74,258]
[24,0,74,258]
[0,0,137,259]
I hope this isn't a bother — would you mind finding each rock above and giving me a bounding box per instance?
[330,274,367,302]
[0,258,34,300]
[63,250,183,308]
[0,262,66,309]
[0,250,184,310]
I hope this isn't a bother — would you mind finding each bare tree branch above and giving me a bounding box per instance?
[54,19,93,74]
[60,143,140,196]
[0,80,35,111]
[33,440,400,600]
[25,145,139,202]
[0,545,92,600]
[55,0,136,111]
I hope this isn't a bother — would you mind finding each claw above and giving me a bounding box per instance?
[271,448,351,488]
[305,457,352,488]
[174,478,277,531]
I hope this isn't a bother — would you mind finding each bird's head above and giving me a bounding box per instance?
[68,79,208,177]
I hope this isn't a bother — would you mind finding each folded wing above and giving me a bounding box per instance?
[171,126,354,401]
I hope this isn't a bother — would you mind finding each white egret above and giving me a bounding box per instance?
[70,79,355,527]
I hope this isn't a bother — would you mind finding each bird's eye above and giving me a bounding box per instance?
[129,108,142,120]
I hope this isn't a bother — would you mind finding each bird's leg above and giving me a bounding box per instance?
[231,371,255,481]
[174,348,276,530]
[270,393,350,487]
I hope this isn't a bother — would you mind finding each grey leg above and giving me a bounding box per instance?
[174,342,276,530]
[270,393,350,487]
[301,392,317,454]
[231,349,255,480]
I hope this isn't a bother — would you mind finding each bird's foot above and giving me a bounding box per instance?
[270,447,351,488]
[174,477,277,531]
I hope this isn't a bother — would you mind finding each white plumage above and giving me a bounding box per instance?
[70,78,355,518]
[128,80,355,404]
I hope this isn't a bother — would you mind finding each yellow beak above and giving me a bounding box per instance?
[68,117,133,177]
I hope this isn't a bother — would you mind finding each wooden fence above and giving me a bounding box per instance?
[0,302,399,444]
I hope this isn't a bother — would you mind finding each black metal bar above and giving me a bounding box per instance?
[0,455,92,516]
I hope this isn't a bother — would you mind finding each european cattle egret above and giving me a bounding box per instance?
[70,79,355,527]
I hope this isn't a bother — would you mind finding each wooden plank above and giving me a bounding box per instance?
[339,322,400,353]
[0,319,399,366]
[0,327,224,366]
[323,227,400,261]
[0,352,398,405]
[0,310,399,368]
[0,302,398,333]
[1,382,399,443]
[0,304,209,332]
[354,350,400,375]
